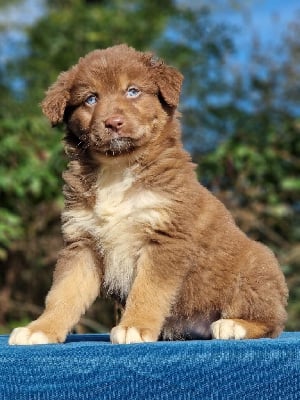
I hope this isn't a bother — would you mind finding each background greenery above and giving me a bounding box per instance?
[0,0,299,333]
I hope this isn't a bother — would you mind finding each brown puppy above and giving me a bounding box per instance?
[9,44,288,345]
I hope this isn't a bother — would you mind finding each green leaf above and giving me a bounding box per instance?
[281,178,300,191]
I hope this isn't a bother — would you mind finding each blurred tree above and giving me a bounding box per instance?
[0,0,299,332]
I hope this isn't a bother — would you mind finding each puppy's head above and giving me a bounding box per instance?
[41,44,183,158]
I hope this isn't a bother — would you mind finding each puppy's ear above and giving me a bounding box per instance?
[153,62,183,108]
[41,69,75,126]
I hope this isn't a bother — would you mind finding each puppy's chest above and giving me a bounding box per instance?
[97,171,169,297]
[63,167,168,298]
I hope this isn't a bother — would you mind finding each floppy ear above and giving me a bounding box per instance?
[153,63,183,109]
[41,69,75,126]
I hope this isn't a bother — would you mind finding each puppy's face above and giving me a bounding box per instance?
[41,45,183,158]
[67,60,167,156]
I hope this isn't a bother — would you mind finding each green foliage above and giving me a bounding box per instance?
[0,209,23,259]
[0,113,64,259]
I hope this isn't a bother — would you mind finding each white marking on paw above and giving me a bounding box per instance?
[9,327,50,345]
[111,326,148,344]
[211,319,246,340]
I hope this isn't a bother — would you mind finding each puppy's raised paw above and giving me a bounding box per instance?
[211,319,246,340]
[9,327,51,345]
[110,325,157,344]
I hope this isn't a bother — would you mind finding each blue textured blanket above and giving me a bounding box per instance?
[0,332,299,399]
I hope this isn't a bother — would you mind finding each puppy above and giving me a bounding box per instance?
[9,44,288,345]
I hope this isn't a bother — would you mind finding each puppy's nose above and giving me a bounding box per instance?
[104,115,124,131]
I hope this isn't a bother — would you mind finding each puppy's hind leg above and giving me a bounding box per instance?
[9,243,101,345]
[211,319,272,340]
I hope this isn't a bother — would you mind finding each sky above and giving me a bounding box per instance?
[0,0,45,64]
[212,0,300,61]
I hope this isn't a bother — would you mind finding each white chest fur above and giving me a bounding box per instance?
[62,165,169,298]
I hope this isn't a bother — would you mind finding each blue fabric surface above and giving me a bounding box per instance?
[0,332,299,400]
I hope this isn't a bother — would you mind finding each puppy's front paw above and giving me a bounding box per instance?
[9,327,52,345]
[110,325,157,344]
[211,319,246,340]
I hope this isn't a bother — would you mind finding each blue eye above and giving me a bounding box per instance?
[126,87,141,98]
[85,95,98,105]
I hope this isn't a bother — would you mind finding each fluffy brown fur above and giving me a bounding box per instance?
[9,44,288,345]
